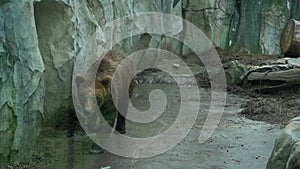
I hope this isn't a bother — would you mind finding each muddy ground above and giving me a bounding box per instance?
[216,48,300,126]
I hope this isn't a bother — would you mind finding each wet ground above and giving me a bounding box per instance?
[34,83,281,169]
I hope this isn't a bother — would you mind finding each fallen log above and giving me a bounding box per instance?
[243,68,300,93]
[247,68,300,82]
[280,19,300,57]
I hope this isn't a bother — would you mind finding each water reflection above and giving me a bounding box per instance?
[67,137,74,169]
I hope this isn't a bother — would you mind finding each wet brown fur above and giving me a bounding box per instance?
[75,50,134,134]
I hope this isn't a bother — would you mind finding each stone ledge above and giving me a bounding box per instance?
[267,116,300,169]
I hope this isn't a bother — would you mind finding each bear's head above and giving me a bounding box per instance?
[75,75,112,113]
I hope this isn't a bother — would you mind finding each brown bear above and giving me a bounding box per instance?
[74,50,134,135]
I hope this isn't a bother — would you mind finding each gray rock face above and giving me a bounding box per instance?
[182,0,295,54]
[0,0,44,162]
[34,0,75,126]
[182,0,236,51]
[267,116,300,169]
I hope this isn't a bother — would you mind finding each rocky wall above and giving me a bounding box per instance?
[0,0,44,162]
[34,0,75,126]
[182,0,236,51]
[182,0,296,54]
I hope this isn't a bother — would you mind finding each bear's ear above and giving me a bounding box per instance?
[75,75,85,85]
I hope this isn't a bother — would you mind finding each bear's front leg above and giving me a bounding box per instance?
[115,113,126,134]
